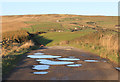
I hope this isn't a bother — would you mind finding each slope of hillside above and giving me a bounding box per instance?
[2,14,119,76]
[2,14,118,33]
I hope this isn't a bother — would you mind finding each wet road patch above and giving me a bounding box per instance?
[84,60,99,62]
[32,65,50,70]
[40,60,74,65]
[27,52,102,75]
[27,55,61,59]
[36,59,50,62]
[115,67,120,71]
[34,52,44,55]
[33,72,48,75]
[57,58,80,61]
[66,64,82,67]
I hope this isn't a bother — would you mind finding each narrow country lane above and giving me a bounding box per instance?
[4,46,119,80]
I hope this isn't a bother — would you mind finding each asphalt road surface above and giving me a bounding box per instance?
[4,46,119,80]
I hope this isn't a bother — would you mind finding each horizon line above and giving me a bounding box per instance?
[0,14,118,16]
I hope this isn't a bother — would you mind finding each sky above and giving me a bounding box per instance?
[0,1,119,16]
[0,0,119,2]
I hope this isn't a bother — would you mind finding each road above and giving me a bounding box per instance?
[4,46,119,80]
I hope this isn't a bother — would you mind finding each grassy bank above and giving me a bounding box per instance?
[2,40,38,76]
[40,30,119,64]
[2,30,44,76]
[3,47,30,75]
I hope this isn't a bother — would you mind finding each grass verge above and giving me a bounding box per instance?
[40,30,119,64]
[2,36,41,77]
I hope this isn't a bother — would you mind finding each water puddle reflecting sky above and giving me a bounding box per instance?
[34,52,44,55]
[84,60,99,62]
[27,55,61,59]
[57,58,80,61]
[32,65,50,70]
[67,64,82,67]
[27,52,101,75]
[36,59,50,62]
[115,67,120,71]
[39,60,74,65]
[33,72,48,75]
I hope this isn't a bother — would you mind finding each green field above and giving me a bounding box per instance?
[23,22,65,32]
[39,30,118,64]
[40,29,95,46]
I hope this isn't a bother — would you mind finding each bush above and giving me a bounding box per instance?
[86,21,96,25]
[2,30,29,47]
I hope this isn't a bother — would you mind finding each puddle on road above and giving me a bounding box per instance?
[34,52,44,55]
[115,67,120,71]
[33,72,48,75]
[57,58,80,61]
[28,52,101,75]
[27,55,61,59]
[32,65,50,70]
[84,60,99,62]
[36,59,50,62]
[39,60,74,65]
[67,64,82,67]
[36,59,75,65]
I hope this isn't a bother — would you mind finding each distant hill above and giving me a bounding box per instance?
[2,14,118,33]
